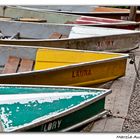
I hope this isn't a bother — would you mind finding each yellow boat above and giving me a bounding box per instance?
[0,44,128,87]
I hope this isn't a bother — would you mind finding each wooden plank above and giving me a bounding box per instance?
[18,58,34,72]
[48,32,62,39]
[16,18,47,23]
[2,56,21,74]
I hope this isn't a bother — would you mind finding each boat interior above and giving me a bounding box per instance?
[0,45,126,75]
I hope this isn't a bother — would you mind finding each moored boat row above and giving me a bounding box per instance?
[0,5,139,132]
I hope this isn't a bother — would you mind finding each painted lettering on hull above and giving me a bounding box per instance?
[97,40,114,48]
[42,120,62,131]
[72,69,92,78]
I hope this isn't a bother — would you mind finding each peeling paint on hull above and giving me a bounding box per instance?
[0,85,111,132]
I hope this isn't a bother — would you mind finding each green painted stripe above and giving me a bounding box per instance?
[28,98,105,132]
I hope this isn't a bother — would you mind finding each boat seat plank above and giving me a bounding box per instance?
[18,59,34,72]
[2,56,21,74]
[48,32,62,39]
[15,18,47,23]
[2,56,34,74]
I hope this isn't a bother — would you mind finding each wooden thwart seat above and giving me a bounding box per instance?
[2,56,34,74]
[48,32,68,39]
[15,18,47,23]
[18,59,34,72]
[2,56,20,74]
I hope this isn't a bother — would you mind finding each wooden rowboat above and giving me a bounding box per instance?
[0,44,128,86]
[0,6,139,30]
[0,84,111,132]
[0,20,139,52]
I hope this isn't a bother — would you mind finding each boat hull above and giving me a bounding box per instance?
[0,6,139,30]
[0,20,139,52]
[0,58,127,86]
[27,98,106,132]
[0,85,111,132]
[0,33,139,52]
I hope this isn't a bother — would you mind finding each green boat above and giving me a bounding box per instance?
[0,84,111,132]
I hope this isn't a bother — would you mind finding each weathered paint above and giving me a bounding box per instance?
[0,85,111,132]
[34,98,106,132]
[0,20,139,52]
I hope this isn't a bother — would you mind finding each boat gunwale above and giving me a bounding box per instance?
[85,22,140,27]
[50,10,140,15]
[0,29,140,42]
[10,6,140,15]
[0,85,111,132]
[60,110,108,132]
[0,44,130,55]
[0,83,112,91]
[54,11,140,14]
[0,43,137,53]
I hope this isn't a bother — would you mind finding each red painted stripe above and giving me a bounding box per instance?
[78,16,123,23]
[75,20,100,24]
[75,20,136,30]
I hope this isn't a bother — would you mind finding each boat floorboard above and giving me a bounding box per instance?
[2,56,34,74]
[2,56,21,74]
[48,32,62,39]
[48,32,68,39]
[81,48,140,132]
